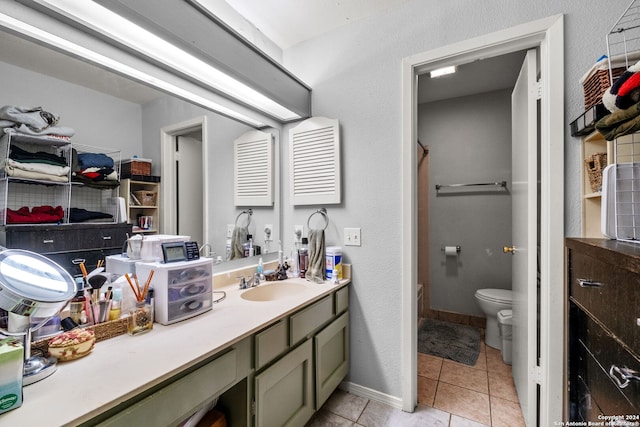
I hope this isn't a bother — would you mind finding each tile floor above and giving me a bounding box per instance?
[307,329,525,427]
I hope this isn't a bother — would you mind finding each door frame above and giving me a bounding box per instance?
[400,15,564,424]
[160,116,209,241]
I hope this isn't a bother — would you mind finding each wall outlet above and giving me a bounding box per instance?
[294,225,303,242]
[264,224,273,241]
[344,227,362,246]
[226,224,235,239]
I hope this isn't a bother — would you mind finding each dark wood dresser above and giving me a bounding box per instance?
[0,223,131,278]
[566,238,640,421]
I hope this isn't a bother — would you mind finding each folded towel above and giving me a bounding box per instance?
[596,101,640,140]
[229,226,248,260]
[4,158,69,176]
[307,229,326,283]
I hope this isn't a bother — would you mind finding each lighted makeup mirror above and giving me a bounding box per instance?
[0,248,76,385]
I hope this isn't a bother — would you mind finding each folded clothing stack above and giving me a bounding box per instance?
[72,150,119,189]
[3,144,70,183]
[0,105,75,138]
[597,60,640,140]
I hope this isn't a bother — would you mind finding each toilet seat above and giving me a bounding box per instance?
[475,289,513,304]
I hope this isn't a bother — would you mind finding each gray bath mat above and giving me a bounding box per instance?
[418,318,481,366]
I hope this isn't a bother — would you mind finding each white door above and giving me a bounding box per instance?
[176,135,204,244]
[510,48,538,426]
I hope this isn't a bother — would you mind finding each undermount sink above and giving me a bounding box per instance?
[240,282,308,302]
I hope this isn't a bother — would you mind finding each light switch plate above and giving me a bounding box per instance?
[344,227,361,246]
[226,224,235,239]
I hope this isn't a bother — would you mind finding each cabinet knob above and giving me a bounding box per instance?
[576,278,604,288]
[610,365,640,389]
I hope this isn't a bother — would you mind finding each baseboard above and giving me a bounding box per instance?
[338,381,404,410]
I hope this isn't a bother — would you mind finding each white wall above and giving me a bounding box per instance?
[0,60,142,156]
[284,0,627,400]
[421,89,512,316]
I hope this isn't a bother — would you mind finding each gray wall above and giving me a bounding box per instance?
[284,0,628,400]
[421,90,512,316]
[0,60,142,156]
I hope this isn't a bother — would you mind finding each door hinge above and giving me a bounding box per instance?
[251,400,256,416]
[534,365,542,384]
[174,151,181,161]
[535,79,542,100]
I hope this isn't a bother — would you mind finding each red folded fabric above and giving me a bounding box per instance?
[617,72,640,97]
[6,205,65,224]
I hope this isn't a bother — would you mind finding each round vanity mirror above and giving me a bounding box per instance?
[0,249,76,318]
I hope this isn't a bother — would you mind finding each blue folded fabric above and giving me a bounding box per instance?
[77,152,114,169]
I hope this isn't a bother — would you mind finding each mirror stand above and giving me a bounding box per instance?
[4,315,58,386]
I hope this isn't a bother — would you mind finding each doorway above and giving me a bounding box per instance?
[160,116,210,245]
[401,15,564,426]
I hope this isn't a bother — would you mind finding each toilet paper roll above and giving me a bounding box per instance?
[444,246,459,256]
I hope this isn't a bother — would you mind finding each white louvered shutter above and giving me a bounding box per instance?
[234,130,274,206]
[289,117,341,205]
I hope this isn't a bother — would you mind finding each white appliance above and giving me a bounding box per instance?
[138,234,191,262]
[135,257,213,325]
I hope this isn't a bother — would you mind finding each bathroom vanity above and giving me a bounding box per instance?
[0,275,350,426]
[566,238,640,421]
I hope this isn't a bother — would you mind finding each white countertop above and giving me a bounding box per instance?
[0,277,349,426]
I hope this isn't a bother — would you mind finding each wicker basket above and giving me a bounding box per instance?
[583,67,626,109]
[122,159,151,178]
[133,190,157,206]
[31,317,128,356]
[585,152,607,193]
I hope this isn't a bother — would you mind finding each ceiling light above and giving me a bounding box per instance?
[0,12,267,127]
[31,0,301,121]
[430,66,456,78]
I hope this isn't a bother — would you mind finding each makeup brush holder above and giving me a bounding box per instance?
[127,301,153,336]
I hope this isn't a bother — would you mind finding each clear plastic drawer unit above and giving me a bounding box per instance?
[135,257,214,325]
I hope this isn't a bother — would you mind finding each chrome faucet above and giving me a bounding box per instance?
[238,273,261,289]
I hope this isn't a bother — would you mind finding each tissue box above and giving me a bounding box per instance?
[0,337,23,414]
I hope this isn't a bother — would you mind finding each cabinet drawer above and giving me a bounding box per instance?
[290,295,333,346]
[77,226,128,250]
[335,286,348,314]
[164,292,212,324]
[255,319,289,370]
[167,279,210,302]
[5,228,73,253]
[579,310,640,414]
[168,264,212,285]
[99,347,238,427]
[569,250,640,350]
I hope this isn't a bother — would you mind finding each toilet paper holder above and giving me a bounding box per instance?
[441,245,461,255]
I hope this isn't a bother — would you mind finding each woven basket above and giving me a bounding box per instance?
[133,190,157,206]
[122,160,151,177]
[585,152,607,193]
[31,318,128,356]
[583,67,626,109]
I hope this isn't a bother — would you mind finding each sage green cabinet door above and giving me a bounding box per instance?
[254,339,314,427]
[315,311,349,408]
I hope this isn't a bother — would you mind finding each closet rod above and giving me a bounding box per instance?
[435,181,507,191]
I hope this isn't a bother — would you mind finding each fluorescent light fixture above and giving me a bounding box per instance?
[430,66,456,78]
[0,12,267,127]
[33,0,301,121]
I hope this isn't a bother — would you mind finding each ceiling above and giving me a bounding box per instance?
[223,0,412,49]
[0,1,526,108]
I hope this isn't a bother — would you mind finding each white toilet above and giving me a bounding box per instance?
[474,288,513,349]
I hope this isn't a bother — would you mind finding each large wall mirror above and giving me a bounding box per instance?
[0,28,282,267]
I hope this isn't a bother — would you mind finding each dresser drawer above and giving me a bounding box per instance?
[579,309,640,414]
[4,227,73,252]
[569,250,640,351]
